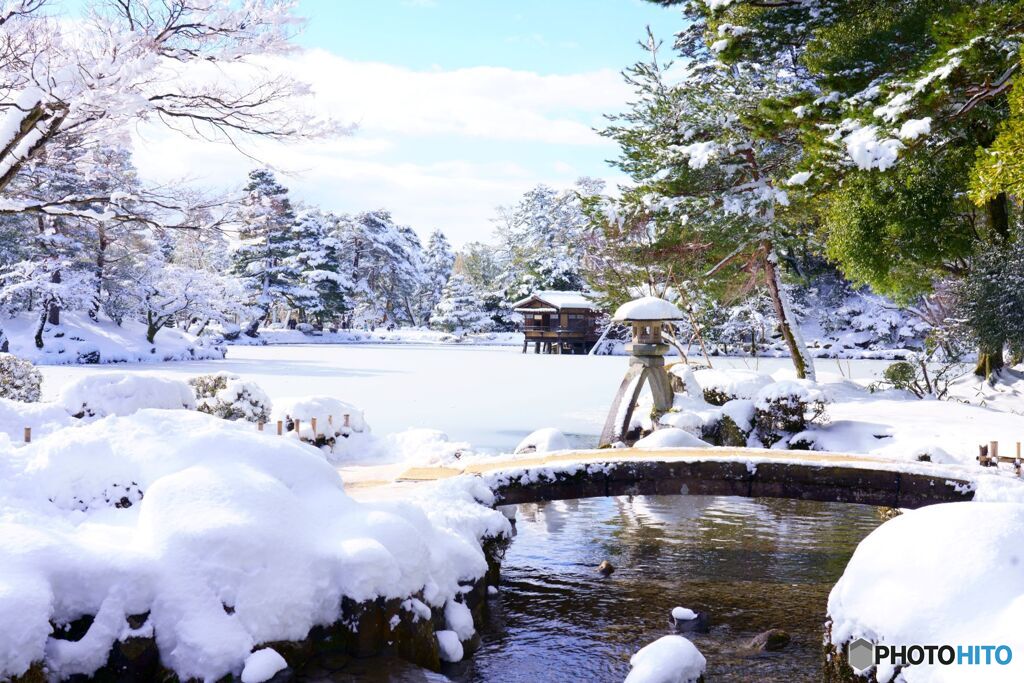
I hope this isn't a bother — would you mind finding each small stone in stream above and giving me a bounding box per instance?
[746,628,791,652]
[672,610,710,634]
[597,560,615,576]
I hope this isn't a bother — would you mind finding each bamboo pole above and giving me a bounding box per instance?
[295,419,302,438]
[990,441,999,459]
[310,417,318,438]
[277,420,283,436]
[343,414,350,428]
[23,427,30,444]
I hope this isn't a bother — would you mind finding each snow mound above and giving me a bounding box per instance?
[57,373,196,418]
[625,635,706,683]
[191,372,272,423]
[613,296,684,321]
[271,396,367,433]
[0,397,74,442]
[514,427,570,455]
[0,409,509,681]
[635,428,710,449]
[241,648,288,683]
[828,502,1024,682]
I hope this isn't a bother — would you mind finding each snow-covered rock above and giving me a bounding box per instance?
[240,648,288,683]
[634,428,709,449]
[828,502,1024,682]
[693,368,773,403]
[0,409,509,681]
[613,296,684,321]
[57,373,196,418]
[671,606,698,621]
[625,635,706,683]
[436,629,464,663]
[514,427,570,454]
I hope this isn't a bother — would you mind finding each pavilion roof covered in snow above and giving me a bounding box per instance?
[510,290,599,313]
[513,291,602,355]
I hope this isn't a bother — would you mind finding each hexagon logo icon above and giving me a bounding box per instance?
[847,637,875,672]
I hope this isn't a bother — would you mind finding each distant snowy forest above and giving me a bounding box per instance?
[0,0,1022,379]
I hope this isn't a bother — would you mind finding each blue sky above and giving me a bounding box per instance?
[133,0,683,245]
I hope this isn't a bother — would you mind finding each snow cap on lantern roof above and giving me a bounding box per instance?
[612,296,684,322]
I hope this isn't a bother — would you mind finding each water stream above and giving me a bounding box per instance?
[446,495,881,682]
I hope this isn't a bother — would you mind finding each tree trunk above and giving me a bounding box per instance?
[988,193,1010,245]
[0,326,8,353]
[91,228,108,321]
[762,242,815,381]
[974,344,1005,378]
[34,300,50,349]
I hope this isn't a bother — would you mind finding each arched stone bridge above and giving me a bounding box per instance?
[382,447,991,509]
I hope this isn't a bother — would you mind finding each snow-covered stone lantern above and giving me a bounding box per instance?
[599,296,685,447]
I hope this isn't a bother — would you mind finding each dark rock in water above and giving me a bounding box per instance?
[672,611,710,634]
[746,628,791,652]
[597,560,615,576]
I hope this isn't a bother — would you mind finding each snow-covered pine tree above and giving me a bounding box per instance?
[596,30,816,379]
[289,210,351,326]
[430,275,491,335]
[420,229,455,323]
[231,169,302,336]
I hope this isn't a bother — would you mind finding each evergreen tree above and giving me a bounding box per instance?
[231,169,301,336]
[288,210,350,325]
[420,229,455,323]
[430,275,491,334]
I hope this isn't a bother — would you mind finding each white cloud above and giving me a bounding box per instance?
[131,49,629,245]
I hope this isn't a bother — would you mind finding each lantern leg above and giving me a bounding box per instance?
[599,364,646,447]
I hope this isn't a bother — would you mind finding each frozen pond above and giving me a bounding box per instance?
[40,344,897,452]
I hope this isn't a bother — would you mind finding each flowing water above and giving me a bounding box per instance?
[444,495,882,682]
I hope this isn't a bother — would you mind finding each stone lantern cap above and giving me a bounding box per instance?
[612,296,684,322]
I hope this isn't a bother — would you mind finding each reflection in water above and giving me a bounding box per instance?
[446,495,881,683]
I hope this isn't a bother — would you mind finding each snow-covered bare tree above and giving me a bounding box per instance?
[0,0,329,349]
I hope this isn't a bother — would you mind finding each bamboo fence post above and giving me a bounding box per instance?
[990,441,999,461]
[343,414,350,428]
[311,417,318,438]
[257,421,264,432]
[277,420,283,436]
[295,419,302,439]
[23,427,31,444]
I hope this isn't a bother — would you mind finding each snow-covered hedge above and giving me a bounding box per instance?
[190,372,272,423]
[0,410,509,681]
[58,373,196,419]
[0,353,42,402]
[271,396,371,461]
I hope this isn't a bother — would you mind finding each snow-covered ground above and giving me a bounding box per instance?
[3,312,224,365]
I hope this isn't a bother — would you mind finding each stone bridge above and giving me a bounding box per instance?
[386,447,987,509]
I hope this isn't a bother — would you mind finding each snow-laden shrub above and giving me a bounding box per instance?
[693,368,772,406]
[0,353,42,402]
[753,380,828,447]
[189,372,272,423]
[271,396,371,460]
[58,373,196,419]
